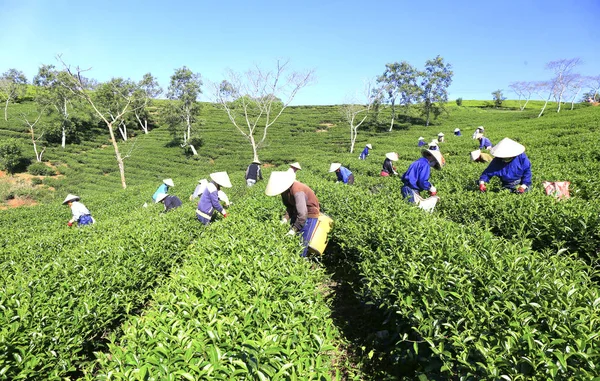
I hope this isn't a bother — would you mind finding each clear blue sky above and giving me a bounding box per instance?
[1,0,599,105]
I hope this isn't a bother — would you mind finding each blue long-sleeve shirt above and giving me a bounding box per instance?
[418,140,426,147]
[479,153,532,187]
[479,137,493,150]
[197,182,224,217]
[359,147,369,159]
[152,184,168,202]
[336,166,353,183]
[401,157,432,191]
[455,131,462,136]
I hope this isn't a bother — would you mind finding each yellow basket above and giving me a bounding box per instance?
[308,213,334,255]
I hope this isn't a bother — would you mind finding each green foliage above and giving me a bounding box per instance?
[492,89,507,108]
[27,162,56,176]
[0,138,23,174]
[455,97,463,106]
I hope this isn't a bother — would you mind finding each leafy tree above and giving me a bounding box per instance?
[0,69,28,121]
[166,67,202,151]
[0,138,23,174]
[509,81,535,111]
[455,97,463,106]
[214,60,314,162]
[94,78,138,141]
[492,89,506,108]
[376,61,419,131]
[419,56,453,126]
[133,73,162,134]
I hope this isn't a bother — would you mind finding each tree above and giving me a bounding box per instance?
[340,81,381,153]
[565,74,586,110]
[21,109,46,162]
[0,69,28,121]
[33,65,80,148]
[0,138,23,175]
[509,81,535,111]
[588,75,600,101]
[94,78,138,141]
[214,60,314,162]
[546,58,581,113]
[58,57,141,189]
[491,89,506,108]
[376,61,419,131]
[419,56,453,126]
[534,81,554,118]
[166,67,202,151]
[133,73,162,134]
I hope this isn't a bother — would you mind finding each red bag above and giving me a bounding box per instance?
[380,171,390,177]
[542,181,570,199]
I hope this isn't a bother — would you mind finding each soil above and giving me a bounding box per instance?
[0,197,38,210]
[319,123,335,127]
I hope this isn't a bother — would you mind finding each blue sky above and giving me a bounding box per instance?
[1,0,599,105]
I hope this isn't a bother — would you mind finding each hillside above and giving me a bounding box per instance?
[1,100,599,380]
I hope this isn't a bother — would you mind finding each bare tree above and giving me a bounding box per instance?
[0,69,28,121]
[587,75,600,101]
[58,56,140,189]
[133,73,162,134]
[546,58,581,113]
[509,81,535,111]
[565,74,586,110]
[21,110,46,162]
[533,81,554,118]
[340,81,381,153]
[214,60,315,162]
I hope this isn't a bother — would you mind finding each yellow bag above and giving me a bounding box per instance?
[308,213,334,255]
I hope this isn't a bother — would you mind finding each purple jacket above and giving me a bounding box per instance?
[197,182,224,217]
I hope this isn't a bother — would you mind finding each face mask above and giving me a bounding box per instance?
[502,157,514,163]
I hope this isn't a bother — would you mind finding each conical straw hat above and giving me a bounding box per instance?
[329,163,342,172]
[366,144,372,149]
[265,171,296,196]
[438,132,445,136]
[155,193,168,203]
[252,159,261,164]
[163,178,174,187]
[429,140,438,146]
[210,172,232,188]
[418,136,424,140]
[62,194,80,204]
[470,150,481,161]
[385,152,399,161]
[490,138,525,158]
[478,126,485,131]
[289,162,301,170]
[198,178,208,185]
[422,149,445,169]
[454,128,460,132]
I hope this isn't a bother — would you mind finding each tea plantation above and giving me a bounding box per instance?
[1,100,599,380]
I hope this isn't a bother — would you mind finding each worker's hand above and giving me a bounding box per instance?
[517,185,527,193]
[429,186,437,196]
[280,217,288,224]
[222,212,228,218]
[67,221,73,227]
[479,183,487,192]
[286,229,296,236]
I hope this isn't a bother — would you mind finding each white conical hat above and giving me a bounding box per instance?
[438,132,445,136]
[265,171,296,196]
[422,149,445,169]
[366,144,372,149]
[329,163,342,172]
[429,140,438,146]
[252,159,261,164]
[155,193,168,203]
[475,133,484,140]
[418,136,425,140]
[163,178,174,187]
[198,178,208,185]
[385,152,399,161]
[477,126,485,131]
[62,194,80,204]
[470,149,481,161]
[289,162,301,170]
[210,172,232,188]
[490,138,525,158]
[454,128,460,132]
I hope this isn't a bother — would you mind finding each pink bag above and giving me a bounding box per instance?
[542,181,570,199]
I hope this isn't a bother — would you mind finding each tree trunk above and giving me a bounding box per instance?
[350,126,357,153]
[570,88,581,110]
[538,96,551,118]
[190,144,198,156]
[4,98,9,121]
[144,119,148,134]
[118,121,128,141]
[250,134,259,162]
[389,116,395,132]
[521,98,530,111]
[185,109,191,144]
[108,122,127,189]
[61,100,69,148]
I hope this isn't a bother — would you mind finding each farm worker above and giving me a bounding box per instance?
[190,179,209,200]
[288,162,302,173]
[196,171,232,225]
[359,144,372,160]
[152,178,174,202]
[401,149,445,203]
[381,152,399,176]
[156,193,182,212]
[475,133,493,150]
[265,171,320,257]
[418,137,426,147]
[428,140,439,151]
[245,160,263,187]
[472,126,484,139]
[454,128,462,136]
[470,149,493,163]
[478,138,532,193]
[437,132,445,143]
[63,194,95,227]
[329,163,354,184]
